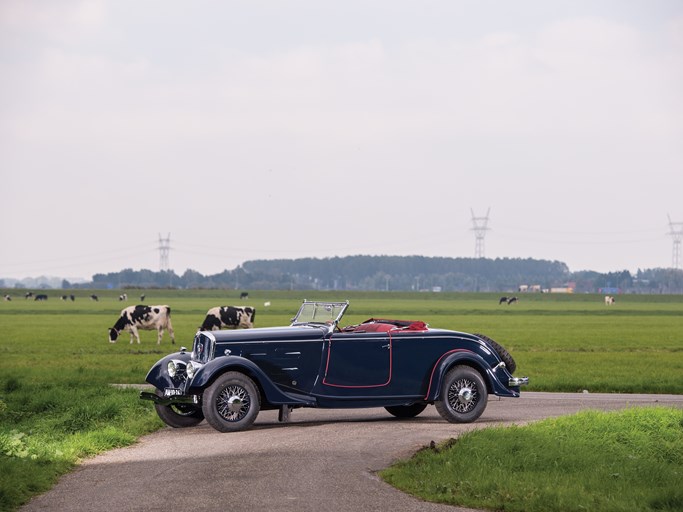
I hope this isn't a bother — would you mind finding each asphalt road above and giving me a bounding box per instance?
[21,392,683,512]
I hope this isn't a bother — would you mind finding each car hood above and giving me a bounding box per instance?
[205,325,327,344]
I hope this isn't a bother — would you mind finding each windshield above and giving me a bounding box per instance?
[291,301,349,325]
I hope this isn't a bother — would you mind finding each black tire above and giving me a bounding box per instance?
[474,333,517,374]
[385,403,428,418]
[435,365,488,423]
[153,390,204,428]
[202,372,261,432]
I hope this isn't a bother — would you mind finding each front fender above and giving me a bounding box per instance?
[145,351,192,390]
[189,355,315,407]
[425,349,519,401]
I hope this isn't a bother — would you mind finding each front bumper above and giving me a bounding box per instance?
[140,391,200,407]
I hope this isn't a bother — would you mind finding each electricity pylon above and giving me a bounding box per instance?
[668,215,683,270]
[470,208,490,259]
[158,233,171,271]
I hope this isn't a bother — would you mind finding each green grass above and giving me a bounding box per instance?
[380,407,683,512]
[0,289,682,511]
[0,380,161,512]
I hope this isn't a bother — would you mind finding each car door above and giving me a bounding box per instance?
[322,332,392,389]
[236,328,325,394]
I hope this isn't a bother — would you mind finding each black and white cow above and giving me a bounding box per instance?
[499,296,518,305]
[199,306,256,331]
[109,305,175,344]
[240,292,249,300]
[3,294,11,301]
[34,294,48,301]
[90,294,99,301]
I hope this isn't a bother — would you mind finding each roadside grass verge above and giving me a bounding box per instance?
[381,407,683,512]
[0,376,162,512]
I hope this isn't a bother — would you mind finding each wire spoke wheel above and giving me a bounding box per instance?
[447,378,479,413]
[153,390,204,428]
[385,403,428,418]
[203,372,261,432]
[216,384,251,422]
[435,365,488,423]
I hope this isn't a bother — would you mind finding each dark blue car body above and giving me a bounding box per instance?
[141,301,528,432]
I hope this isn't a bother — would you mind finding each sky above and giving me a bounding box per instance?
[1,0,682,281]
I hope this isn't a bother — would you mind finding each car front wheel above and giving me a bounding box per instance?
[435,365,488,423]
[154,391,204,428]
[202,372,261,432]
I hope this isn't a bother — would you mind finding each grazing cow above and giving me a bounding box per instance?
[140,294,146,302]
[499,296,509,305]
[3,294,11,301]
[34,294,48,301]
[240,292,249,300]
[507,296,518,305]
[119,293,128,301]
[60,295,68,301]
[70,295,75,301]
[109,305,175,344]
[90,294,98,301]
[604,295,615,305]
[200,306,256,331]
[25,292,33,300]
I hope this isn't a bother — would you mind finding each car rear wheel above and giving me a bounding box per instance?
[385,403,428,418]
[202,372,261,432]
[435,365,488,423]
[154,390,204,428]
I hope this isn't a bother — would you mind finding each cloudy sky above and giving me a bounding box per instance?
[1,0,682,281]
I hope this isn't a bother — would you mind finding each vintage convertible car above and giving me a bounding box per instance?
[140,300,528,432]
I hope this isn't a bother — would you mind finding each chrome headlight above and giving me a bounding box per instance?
[186,361,197,379]
[167,359,186,378]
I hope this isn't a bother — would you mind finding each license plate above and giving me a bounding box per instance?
[164,387,183,397]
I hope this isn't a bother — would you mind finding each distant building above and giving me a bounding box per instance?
[518,284,542,292]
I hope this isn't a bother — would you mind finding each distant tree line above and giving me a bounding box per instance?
[49,256,683,294]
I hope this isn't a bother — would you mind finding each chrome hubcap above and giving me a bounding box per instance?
[458,387,473,404]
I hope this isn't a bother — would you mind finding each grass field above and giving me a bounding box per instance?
[2,289,682,392]
[0,289,682,511]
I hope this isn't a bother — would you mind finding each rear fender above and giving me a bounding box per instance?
[189,355,314,407]
[425,350,518,401]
